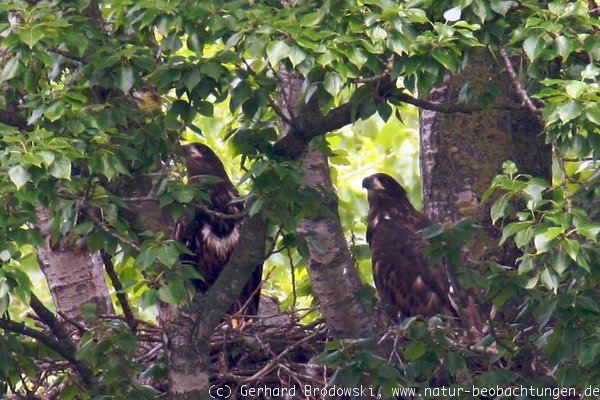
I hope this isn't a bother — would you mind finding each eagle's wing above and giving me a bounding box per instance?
[369,217,456,322]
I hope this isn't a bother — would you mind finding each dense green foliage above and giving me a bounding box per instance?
[0,0,597,397]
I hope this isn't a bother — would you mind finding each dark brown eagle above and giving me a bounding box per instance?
[174,143,262,315]
[363,173,480,328]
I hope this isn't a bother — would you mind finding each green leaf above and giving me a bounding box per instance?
[348,47,368,69]
[444,352,465,374]
[386,34,407,55]
[563,239,579,261]
[577,296,600,313]
[49,157,72,180]
[288,46,307,68]
[117,66,135,93]
[156,244,179,268]
[540,269,558,292]
[557,100,581,123]
[248,198,263,216]
[490,0,517,16]
[502,160,517,174]
[534,227,563,253]
[200,62,225,80]
[518,256,534,274]
[564,81,587,99]
[421,223,444,239]
[490,194,510,224]
[577,224,600,241]
[8,165,30,189]
[500,221,531,245]
[443,7,462,22]
[323,73,343,96]
[44,101,65,122]
[20,26,45,48]
[433,48,459,73]
[0,57,19,83]
[585,105,600,125]
[536,299,556,328]
[554,36,571,59]
[158,281,186,304]
[552,251,569,275]
[183,69,202,91]
[523,36,540,62]
[266,41,290,66]
[471,0,490,22]
[405,342,427,360]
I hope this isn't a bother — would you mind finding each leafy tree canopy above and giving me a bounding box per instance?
[0,0,598,397]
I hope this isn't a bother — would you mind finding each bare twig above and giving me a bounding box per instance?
[242,326,325,382]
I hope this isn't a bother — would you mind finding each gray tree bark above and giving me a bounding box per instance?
[36,207,114,321]
[278,71,381,338]
[419,51,551,266]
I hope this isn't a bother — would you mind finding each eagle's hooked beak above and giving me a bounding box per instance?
[362,176,385,191]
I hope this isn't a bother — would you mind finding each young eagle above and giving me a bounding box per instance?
[362,173,459,323]
[174,143,262,315]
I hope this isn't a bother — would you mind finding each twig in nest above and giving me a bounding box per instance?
[242,327,326,383]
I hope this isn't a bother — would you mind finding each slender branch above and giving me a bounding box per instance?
[498,46,545,124]
[85,210,141,252]
[47,47,89,63]
[2,294,95,388]
[100,251,138,332]
[242,59,295,126]
[29,294,75,351]
[56,311,87,336]
[0,319,63,355]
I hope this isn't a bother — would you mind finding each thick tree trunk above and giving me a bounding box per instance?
[36,208,114,321]
[299,143,381,338]
[158,303,209,400]
[277,71,381,338]
[419,51,551,266]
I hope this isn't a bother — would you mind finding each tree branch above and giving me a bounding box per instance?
[498,46,545,124]
[4,294,96,388]
[85,210,141,252]
[100,251,138,332]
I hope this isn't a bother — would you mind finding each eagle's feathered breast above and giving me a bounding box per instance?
[174,144,261,315]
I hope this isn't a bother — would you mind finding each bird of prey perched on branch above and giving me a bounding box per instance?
[363,173,480,329]
[174,143,262,315]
